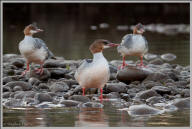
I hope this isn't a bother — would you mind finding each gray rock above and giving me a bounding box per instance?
[3,76,20,85]
[35,93,53,103]
[28,77,41,86]
[144,72,170,83]
[13,86,23,91]
[73,85,82,93]
[172,98,190,109]
[117,66,152,84]
[146,96,165,105]
[161,53,176,62]
[104,92,121,99]
[14,91,26,99]
[4,99,23,107]
[143,81,162,89]
[38,83,50,90]
[149,58,164,65]
[50,81,69,92]
[4,81,32,91]
[135,89,160,100]
[43,60,60,68]
[68,95,90,103]
[3,92,11,98]
[82,102,104,108]
[127,104,164,116]
[29,68,51,81]
[121,93,130,101]
[152,86,171,95]
[11,59,25,68]
[105,83,127,93]
[3,86,11,92]
[144,53,158,61]
[60,100,80,107]
[181,89,190,98]
[48,68,68,79]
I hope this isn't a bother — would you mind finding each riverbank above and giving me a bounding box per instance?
[2,53,190,121]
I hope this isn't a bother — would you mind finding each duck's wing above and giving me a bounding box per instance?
[121,34,134,48]
[74,59,93,81]
[34,38,56,59]
[143,36,149,53]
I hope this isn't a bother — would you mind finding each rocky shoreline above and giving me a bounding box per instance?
[2,53,190,117]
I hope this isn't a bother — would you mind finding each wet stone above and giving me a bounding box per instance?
[3,92,11,98]
[117,66,152,84]
[60,100,80,107]
[13,86,23,92]
[105,83,127,93]
[152,86,171,95]
[50,81,69,92]
[161,53,176,62]
[172,98,190,109]
[135,89,160,100]
[11,59,25,68]
[82,102,104,108]
[181,89,190,98]
[35,93,53,103]
[68,95,90,103]
[149,58,164,65]
[4,81,32,91]
[127,104,164,116]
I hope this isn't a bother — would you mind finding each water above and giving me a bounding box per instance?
[3,26,190,66]
[3,101,190,127]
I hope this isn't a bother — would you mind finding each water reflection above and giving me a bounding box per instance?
[76,108,108,127]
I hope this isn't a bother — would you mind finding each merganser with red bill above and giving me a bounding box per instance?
[19,23,56,76]
[117,23,148,69]
[74,39,119,101]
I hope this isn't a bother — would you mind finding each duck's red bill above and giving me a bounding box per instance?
[108,43,119,47]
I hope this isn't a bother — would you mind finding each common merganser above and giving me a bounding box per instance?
[117,23,148,69]
[19,23,55,76]
[74,39,119,100]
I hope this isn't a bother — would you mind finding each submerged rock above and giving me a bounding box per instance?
[82,102,104,108]
[161,53,176,62]
[127,104,164,116]
[68,95,90,103]
[60,100,80,107]
[116,66,152,84]
[172,98,190,109]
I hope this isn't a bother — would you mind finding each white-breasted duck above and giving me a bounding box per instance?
[19,23,55,76]
[75,39,119,100]
[117,23,148,69]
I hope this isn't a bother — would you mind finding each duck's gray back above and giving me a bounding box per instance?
[34,38,55,59]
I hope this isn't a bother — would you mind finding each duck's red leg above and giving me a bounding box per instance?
[35,63,44,75]
[21,62,30,76]
[82,88,85,96]
[99,88,103,102]
[118,56,128,69]
[137,56,146,67]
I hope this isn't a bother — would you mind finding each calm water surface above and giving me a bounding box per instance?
[3,25,190,66]
[3,101,190,127]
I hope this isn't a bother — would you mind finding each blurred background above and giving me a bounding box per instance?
[3,3,190,66]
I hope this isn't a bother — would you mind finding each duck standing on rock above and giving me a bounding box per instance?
[117,23,148,69]
[19,23,56,76]
[75,39,119,100]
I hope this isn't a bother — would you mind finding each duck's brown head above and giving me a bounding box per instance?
[89,39,119,54]
[24,23,43,36]
[133,23,145,34]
